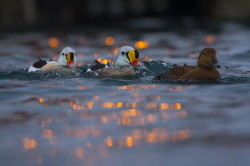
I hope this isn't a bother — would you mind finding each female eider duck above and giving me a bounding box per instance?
[155,48,220,80]
[79,46,141,78]
[28,47,78,73]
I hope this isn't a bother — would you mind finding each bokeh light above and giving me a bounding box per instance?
[134,41,149,49]
[48,37,60,48]
[105,37,115,46]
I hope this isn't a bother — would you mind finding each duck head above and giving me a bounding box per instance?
[197,48,220,69]
[57,47,76,67]
[115,46,141,67]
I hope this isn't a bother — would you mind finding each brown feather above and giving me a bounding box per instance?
[158,64,195,79]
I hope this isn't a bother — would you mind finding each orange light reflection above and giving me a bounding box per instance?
[40,118,52,127]
[23,137,38,150]
[77,86,88,90]
[142,56,149,61]
[104,128,190,149]
[39,98,44,103]
[66,127,101,138]
[101,116,109,124]
[75,147,85,160]
[167,87,185,92]
[42,129,53,139]
[126,137,133,148]
[188,52,197,57]
[112,48,119,55]
[77,62,84,67]
[118,84,157,91]
[93,52,100,57]
[145,102,182,111]
[97,58,109,65]
[105,137,113,147]
[176,103,182,110]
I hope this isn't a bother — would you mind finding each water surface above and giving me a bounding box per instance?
[1,22,250,166]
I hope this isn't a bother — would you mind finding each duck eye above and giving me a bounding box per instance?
[203,52,207,55]
[62,53,65,56]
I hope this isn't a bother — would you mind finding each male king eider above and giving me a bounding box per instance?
[28,47,78,73]
[79,46,141,78]
[155,48,220,80]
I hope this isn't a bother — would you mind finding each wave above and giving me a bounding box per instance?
[0,61,250,84]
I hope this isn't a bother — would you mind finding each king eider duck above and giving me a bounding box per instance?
[155,48,220,80]
[79,46,141,78]
[28,47,78,73]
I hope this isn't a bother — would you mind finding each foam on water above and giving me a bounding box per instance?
[1,61,249,85]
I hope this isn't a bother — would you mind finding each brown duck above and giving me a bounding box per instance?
[156,48,220,80]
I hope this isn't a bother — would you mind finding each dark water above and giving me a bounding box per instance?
[1,21,250,166]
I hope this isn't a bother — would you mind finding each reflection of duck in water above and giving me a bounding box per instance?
[79,46,141,78]
[28,47,78,73]
[155,48,220,80]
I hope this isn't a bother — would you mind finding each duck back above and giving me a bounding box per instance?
[40,61,78,73]
[156,65,195,80]
[99,66,137,78]
[179,67,220,80]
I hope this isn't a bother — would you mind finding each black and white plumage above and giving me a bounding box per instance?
[28,47,78,73]
[79,46,141,78]
[78,60,110,74]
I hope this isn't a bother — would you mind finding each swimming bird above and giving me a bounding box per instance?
[79,46,141,78]
[155,48,220,80]
[28,47,78,73]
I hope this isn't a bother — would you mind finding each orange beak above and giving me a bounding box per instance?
[66,52,75,67]
[130,59,141,66]
[127,49,141,66]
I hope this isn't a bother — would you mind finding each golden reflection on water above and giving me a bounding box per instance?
[40,118,52,127]
[65,84,189,151]
[75,147,85,160]
[21,84,191,164]
[112,47,119,55]
[101,128,190,149]
[118,84,158,90]
[39,98,44,103]
[77,86,88,90]
[97,58,110,64]
[42,129,53,139]
[23,137,38,150]
[77,62,85,67]
[145,102,182,110]
[104,137,113,147]
[65,127,102,139]
[142,56,153,61]
[188,52,197,58]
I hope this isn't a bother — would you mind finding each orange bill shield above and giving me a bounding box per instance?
[66,52,75,67]
[126,50,141,66]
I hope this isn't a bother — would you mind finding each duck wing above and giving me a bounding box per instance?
[179,67,220,80]
[28,58,48,72]
[155,64,195,80]
[79,60,109,74]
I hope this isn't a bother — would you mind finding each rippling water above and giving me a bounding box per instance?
[1,21,250,166]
